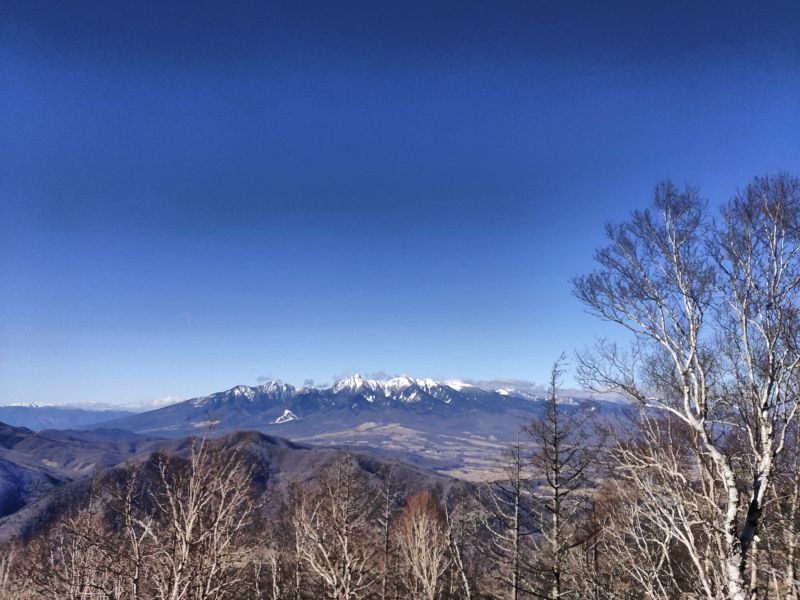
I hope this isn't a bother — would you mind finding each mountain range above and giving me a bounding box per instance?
[0,405,135,430]
[0,374,628,539]
[92,375,625,478]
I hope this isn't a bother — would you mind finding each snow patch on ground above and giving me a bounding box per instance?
[274,410,298,424]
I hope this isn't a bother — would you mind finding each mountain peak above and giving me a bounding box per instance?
[384,376,414,390]
[332,374,382,394]
[229,385,256,400]
[258,381,295,395]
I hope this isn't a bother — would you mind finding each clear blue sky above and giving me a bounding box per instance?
[1,0,798,405]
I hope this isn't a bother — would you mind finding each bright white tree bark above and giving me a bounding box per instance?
[393,490,450,600]
[574,174,800,599]
[291,455,378,600]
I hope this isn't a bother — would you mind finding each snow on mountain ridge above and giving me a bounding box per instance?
[332,374,482,396]
[257,381,296,396]
[187,375,544,410]
[231,385,256,400]
[332,374,382,394]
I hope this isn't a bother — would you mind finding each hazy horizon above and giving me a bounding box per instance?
[0,372,630,410]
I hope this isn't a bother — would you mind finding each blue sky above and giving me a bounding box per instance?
[1,0,798,405]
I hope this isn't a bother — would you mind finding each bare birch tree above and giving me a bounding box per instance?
[376,464,399,600]
[393,490,450,600]
[608,412,727,598]
[574,174,800,599]
[33,500,126,600]
[149,438,258,600]
[762,422,800,599]
[0,551,10,599]
[444,501,473,600]
[291,454,379,600]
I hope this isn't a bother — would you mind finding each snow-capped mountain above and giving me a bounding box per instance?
[92,375,623,477]
[94,374,539,436]
[187,375,539,416]
[330,374,483,405]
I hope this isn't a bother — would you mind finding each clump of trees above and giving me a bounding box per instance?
[0,173,797,600]
[9,438,262,600]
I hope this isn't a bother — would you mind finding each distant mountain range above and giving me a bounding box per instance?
[0,376,629,478]
[0,375,629,538]
[93,375,627,478]
[0,405,136,431]
[97,375,541,432]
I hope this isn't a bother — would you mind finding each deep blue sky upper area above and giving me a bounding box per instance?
[1,1,798,405]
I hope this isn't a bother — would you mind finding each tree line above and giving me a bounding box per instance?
[1,173,798,600]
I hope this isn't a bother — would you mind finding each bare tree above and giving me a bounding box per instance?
[762,422,800,599]
[566,486,621,600]
[574,174,800,600]
[480,434,536,599]
[252,546,284,600]
[609,412,727,598]
[525,354,596,599]
[0,549,31,600]
[781,434,800,600]
[0,551,10,599]
[444,501,473,600]
[33,500,126,600]
[393,490,451,600]
[376,464,399,600]
[98,468,158,600]
[478,356,598,600]
[148,438,258,600]
[20,436,261,600]
[291,454,379,600]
